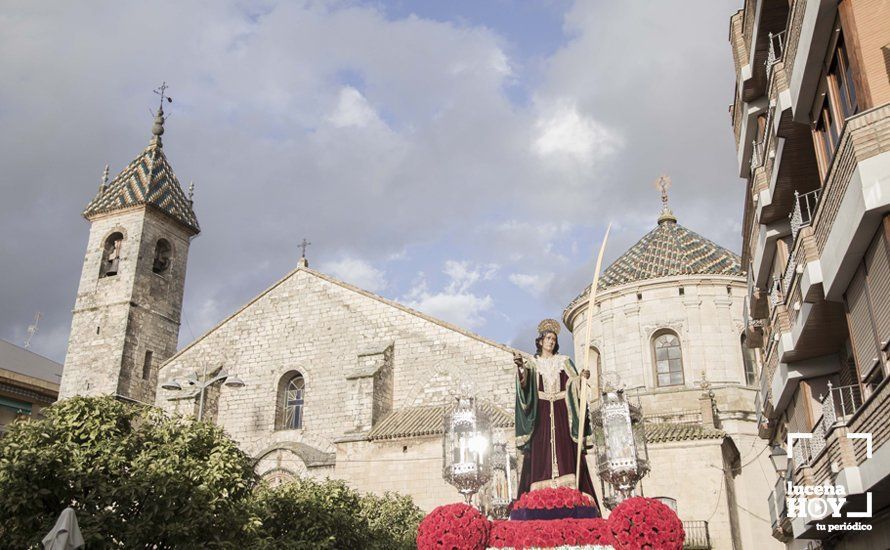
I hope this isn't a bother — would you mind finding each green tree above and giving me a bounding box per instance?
[359,491,425,550]
[0,396,256,549]
[250,478,424,549]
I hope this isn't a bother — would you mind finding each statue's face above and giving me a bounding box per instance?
[541,332,557,353]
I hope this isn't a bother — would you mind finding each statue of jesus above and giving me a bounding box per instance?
[514,319,598,502]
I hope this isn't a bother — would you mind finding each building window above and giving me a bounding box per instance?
[653,330,684,387]
[152,239,172,274]
[741,334,758,386]
[843,221,890,396]
[812,28,860,178]
[99,232,124,278]
[281,373,305,430]
[142,350,153,380]
[833,36,858,119]
[590,346,603,387]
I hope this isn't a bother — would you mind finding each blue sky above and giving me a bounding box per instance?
[0,0,744,362]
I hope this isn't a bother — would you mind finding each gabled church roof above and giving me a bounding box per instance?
[565,214,743,316]
[83,106,199,233]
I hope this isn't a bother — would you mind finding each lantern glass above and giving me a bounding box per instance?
[443,394,492,505]
[590,390,649,509]
[486,432,518,518]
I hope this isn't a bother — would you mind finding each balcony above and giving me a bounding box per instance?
[811,104,890,301]
[770,354,837,417]
[768,475,792,541]
[682,520,711,549]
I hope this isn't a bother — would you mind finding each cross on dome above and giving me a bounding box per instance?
[654,174,677,224]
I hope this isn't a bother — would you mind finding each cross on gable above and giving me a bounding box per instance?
[299,238,311,259]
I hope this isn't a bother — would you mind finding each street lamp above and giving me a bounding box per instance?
[769,445,789,474]
[590,388,650,509]
[443,390,492,505]
[162,364,245,420]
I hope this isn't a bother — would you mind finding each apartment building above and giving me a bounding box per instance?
[729,0,890,548]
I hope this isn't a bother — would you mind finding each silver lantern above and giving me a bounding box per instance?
[590,389,650,509]
[487,430,518,518]
[443,392,492,505]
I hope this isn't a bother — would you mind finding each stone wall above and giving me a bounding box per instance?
[61,207,192,402]
[155,267,517,480]
[570,275,748,391]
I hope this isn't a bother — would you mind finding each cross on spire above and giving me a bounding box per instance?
[154,81,170,110]
[298,238,311,267]
[654,174,677,224]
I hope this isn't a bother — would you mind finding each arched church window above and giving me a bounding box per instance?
[152,239,172,274]
[589,346,603,387]
[653,331,684,386]
[741,334,758,386]
[281,373,305,430]
[100,232,124,278]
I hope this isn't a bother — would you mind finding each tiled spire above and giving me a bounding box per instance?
[83,85,199,234]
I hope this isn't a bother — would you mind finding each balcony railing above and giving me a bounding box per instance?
[768,275,783,307]
[766,31,786,70]
[750,137,764,172]
[782,250,798,307]
[791,384,864,469]
[789,189,821,245]
[682,520,711,549]
[820,382,863,433]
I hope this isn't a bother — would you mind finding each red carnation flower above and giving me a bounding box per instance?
[417,503,490,550]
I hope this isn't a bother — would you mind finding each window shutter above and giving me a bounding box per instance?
[865,231,890,352]
[845,265,879,377]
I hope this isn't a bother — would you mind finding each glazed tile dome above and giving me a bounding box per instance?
[566,217,743,314]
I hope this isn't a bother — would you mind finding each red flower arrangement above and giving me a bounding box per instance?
[416,502,489,550]
[608,497,685,550]
[513,487,594,510]
[489,518,617,548]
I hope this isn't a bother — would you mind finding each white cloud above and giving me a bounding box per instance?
[318,257,387,293]
[327,86,380,128]
[443,260,498,293]
[403,260,497,328]
[532,99,622,166]
[407,291,493,329]
[509,272,555,297]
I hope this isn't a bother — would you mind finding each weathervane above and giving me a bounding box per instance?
[654,175,676,223]
[154,81,173,110]
[151,82,173,142]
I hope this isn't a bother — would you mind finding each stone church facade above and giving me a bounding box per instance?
[60,108,780,546]
[156,264,516,510]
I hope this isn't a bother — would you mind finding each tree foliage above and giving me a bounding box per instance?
[0,396,424,549]
[0,396,256,549]
[250,478,423,549]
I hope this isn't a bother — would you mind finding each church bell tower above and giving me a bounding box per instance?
[60,86,200,403]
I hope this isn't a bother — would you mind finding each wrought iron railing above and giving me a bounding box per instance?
[790,189,821,244]
[750,138,764,172]
[782,250,797,306]
[768,275,783,307]
[682,520,711,549]
[766,31,786,72]
[820,383,864,433]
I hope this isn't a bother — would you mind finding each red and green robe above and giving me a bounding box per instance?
[515,354,597,501]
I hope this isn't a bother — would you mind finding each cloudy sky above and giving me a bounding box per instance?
[0,0,744,363]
